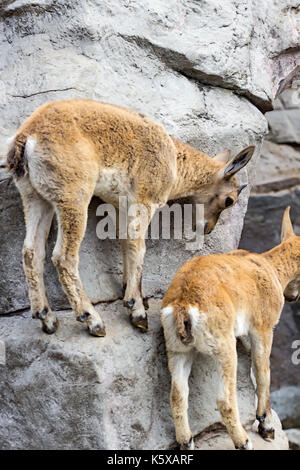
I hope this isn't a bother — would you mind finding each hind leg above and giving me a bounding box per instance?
[216,337,252,449]
[251,330,275,440]
[123,236,148,329]
[168,351,194,449]
[121,238,149,309]
[52,201,105,337]
[17,178,58,334]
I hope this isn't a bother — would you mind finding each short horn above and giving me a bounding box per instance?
[238,184,248,194]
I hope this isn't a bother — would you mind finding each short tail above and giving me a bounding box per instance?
[6,134,28,178]
[174,305,194,345]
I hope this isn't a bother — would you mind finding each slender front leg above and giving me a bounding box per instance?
[123,202,154,331]
[168,351,194,449]
[123,236,148,330]
[251,330,275,440]
[216,339,252,450]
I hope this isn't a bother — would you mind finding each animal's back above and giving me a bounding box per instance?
[17,99,176,164]
[162,250,284,331]
[8,99,178,205]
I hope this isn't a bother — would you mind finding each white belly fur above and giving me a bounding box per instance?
[94,168,133,206]
[234,310,250,338]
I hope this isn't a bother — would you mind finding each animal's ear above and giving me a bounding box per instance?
[281,206,294,242]
[220,146,255,179]
[214,149,231,163]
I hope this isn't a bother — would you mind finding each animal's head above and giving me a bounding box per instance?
[281,206,300,302]
[201,146,255,235]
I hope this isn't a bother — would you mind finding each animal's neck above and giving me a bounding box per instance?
[263,239,300,289]
[169,138,221,200]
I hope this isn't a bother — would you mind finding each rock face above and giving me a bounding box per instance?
[285,428,300,450]
[194,411,288,450]
[271,386,300,430]
[240,140,300,254]
[267,83,300,145]
[0,0,298,450]
[0,0,299,124]
[0,299,257,450]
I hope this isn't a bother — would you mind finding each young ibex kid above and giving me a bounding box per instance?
[161,207,300,450]
[6,99,254,337]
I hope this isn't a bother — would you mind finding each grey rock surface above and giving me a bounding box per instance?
[0,299,256,450]
[239,185,300,254]
[267,109,300,145]
[194,410,288,450]
[271,303,300,391]
[275,85,300,110]
[252,140,300,193]
[271,386,300,429]
[267,83,300,145]
[0,0,299,121]
[239,140,300,263]
[285,428,300,450]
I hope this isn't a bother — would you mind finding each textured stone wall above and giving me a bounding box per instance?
[267,82,300,144]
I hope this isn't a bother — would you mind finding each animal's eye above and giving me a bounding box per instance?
[225,197,234,207]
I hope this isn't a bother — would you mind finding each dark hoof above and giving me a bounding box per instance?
[130,313,148,332]
[256,413,266,422]
[42,318,59,335]
[88,323,106,337]
[258,423,275,440]
[235,439,253,450]
[77,312,90,323]
[124,298,135,309]
[38,307,49,320]
[122,283,127,298]
[143,297,149,310]
[180,437,194,450]
[33,307,48,320]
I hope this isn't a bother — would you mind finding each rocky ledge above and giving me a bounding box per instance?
[0,299,289,450]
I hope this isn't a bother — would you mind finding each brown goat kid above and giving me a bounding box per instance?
[161,207,300,450]
[6,99,254,337]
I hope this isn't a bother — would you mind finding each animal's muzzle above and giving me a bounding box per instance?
[285,293,300,303]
